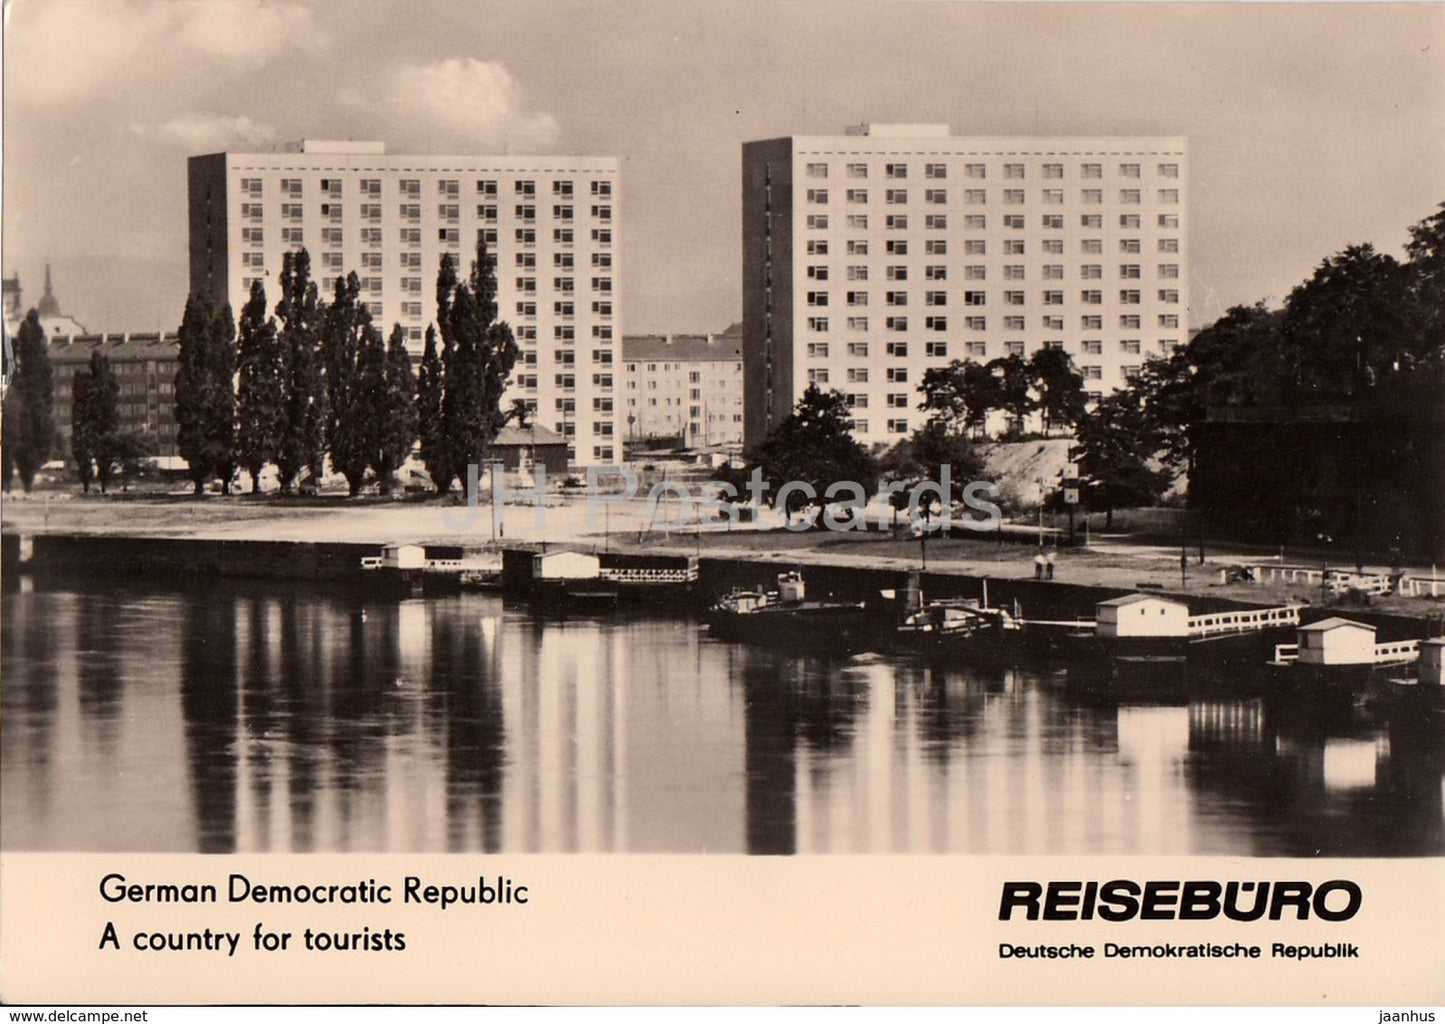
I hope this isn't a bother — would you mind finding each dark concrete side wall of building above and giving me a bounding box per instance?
[741,138,794,452]
[187,154,230,309]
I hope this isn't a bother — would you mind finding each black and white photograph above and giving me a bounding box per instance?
[1,0,1442,1009]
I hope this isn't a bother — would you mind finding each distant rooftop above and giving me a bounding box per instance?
[286,140,387,155]
[46,333,179,363]
[844,123,951,138]
[623,330,743,363]
[494,423,566,447]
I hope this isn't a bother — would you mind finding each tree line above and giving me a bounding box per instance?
[3,238,518,498]
[172,238,516,498]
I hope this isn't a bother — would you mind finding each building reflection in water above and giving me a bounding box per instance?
[0,581,1440,855]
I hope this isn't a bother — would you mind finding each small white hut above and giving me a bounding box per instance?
[1096,594,1190,639]
[532,550,601,580]
[382,544,426,570]
[1296,617,1377,666]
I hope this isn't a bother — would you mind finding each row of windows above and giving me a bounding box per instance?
[804,288,1180,307]
[280,202,617,223]
[804,311,1178,332]
[799,337,1178,360]
[804,222,1180,248]
[801,216,1180,238]
[805,337,1176,356]
[807,187,1180,205]
[807,312,1182,333]
[239,177,613,198]
[805,263,1179,281]
[805,161,1180,180]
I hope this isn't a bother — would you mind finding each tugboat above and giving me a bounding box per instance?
[889,577,1022,664]
[705,571,880,653]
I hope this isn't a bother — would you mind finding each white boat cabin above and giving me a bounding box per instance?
[1296,617,1377,666]
[1418,638,1445,686]
[1096,594,1190,639]
[532,550,601,580]
[777,572,806,603]
[382,544,426,570]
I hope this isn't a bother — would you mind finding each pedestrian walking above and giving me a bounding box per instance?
[1045,550,1056,581]
[1034,551,1047,580]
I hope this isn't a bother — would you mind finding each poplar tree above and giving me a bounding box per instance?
[436,238,518,498]
[415,324,450,493]
[235,280,286,492]
[175,295,217,494]
[175,297,237,494]
[320,273,372,495]
[1,310,54,492]
[207,303,238,493]
[372,324,418,494]
[275,250,326,493]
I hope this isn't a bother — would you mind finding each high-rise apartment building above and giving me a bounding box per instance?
[741,125,1187,448]
[188,140,623,465]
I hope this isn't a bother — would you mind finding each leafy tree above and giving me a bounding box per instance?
[1026,347,1086,437]
[234,280,286,492]
[986,354,1035,436]
[1182,301,1282,409]
[175,296,235,494]
[505,397,532,428]
[2,310,54,492]
[70,350,119,493]
[372,324,419,494]
[113,431,158,491]
[879,418,984,525]
[918,358,998,438]
[746,384,877,522]
[274,250,326,493]
[436,238,518,498]
[415,324,450,493]
[1073,391,1170,528]
[1278,244,1409,403]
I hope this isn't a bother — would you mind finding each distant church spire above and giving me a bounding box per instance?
[36,262,61,318]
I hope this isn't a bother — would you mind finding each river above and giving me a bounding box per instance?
[2,578,1440,855]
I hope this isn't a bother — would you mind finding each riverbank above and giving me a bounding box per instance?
[4,489,1442,620]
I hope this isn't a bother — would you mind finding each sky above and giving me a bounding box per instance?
[2,0,1443,336]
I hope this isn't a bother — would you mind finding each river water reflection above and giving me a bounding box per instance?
[3,580,1441,855]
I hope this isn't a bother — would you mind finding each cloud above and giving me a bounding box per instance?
[4,1,171,104]
[128,114,278,151]
[381,58,560,150]
[174,0,321,63]
[4,0,323,104]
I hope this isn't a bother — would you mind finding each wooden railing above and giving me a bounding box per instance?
[1188,605,1299,638]
[1372,639,1421,664]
